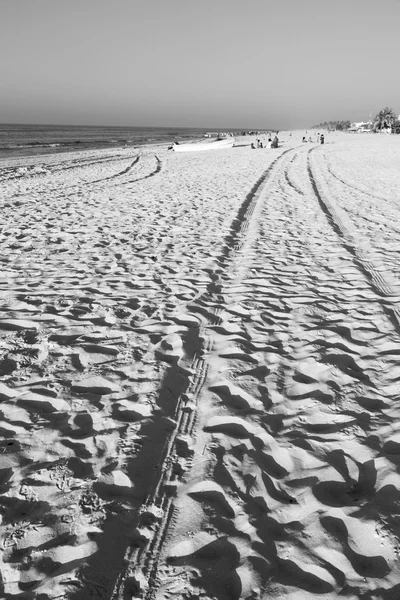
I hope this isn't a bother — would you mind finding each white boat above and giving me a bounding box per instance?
[172,138,235,152]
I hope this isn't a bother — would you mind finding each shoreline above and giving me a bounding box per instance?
[0,126,256,161]
[0,124,281,161]
[0,129,396,166]
[0,137,200,161]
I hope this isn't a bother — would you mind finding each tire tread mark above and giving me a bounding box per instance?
[123,155,162,185]
[284,155,305,196]
[308,148,400,332]
[112,147,298,600]
[89,154,141,184]
[327,162,395,205]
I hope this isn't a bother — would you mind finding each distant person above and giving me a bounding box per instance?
[308,136,312,142]
[302,136,307,142]
[268,137,272,143]
[320,134,325,145]
[271,136,279,148]
[317,133,320,142]
[251,142,256,149]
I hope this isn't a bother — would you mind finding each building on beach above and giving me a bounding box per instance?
[348,121,372,133]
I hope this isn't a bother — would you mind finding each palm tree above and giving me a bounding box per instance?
[392,120,400,135]
[372,107,396,132]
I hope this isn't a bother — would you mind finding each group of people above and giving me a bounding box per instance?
[251,135,279,149]
[302,133,325,144]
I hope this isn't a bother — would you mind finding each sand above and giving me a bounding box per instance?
[1,132,400,599]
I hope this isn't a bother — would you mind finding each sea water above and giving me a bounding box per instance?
[0,123,215,158]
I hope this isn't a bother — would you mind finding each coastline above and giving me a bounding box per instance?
[0,136,200,161]
[0,123,250,160]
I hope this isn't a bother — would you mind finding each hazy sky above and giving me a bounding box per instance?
[1,0,399,129]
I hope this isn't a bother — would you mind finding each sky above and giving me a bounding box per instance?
[1,0,399,129]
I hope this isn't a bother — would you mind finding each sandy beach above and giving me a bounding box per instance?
[1,132,400,599]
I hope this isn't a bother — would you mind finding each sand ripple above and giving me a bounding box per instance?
[1,136,400,599]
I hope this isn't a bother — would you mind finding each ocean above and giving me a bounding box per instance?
[0,123,221,158]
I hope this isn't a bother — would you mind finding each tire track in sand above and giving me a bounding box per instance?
[326,162,395,205]
[156,146,400,600]
[122,154,162,185]
[308,147,400,331]
[111,147,297,600]
[0,152,134,183]
[89,154,141,183]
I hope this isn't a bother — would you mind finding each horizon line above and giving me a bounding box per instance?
[0,121,289,131]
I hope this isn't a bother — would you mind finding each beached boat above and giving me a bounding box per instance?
[172,137,235,152]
